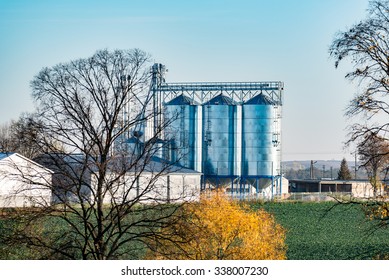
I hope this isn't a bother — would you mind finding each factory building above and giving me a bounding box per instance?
[289,179,386,199]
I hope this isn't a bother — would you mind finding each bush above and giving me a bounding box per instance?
[147,189,286,260]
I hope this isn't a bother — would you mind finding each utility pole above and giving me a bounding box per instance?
[310,160,317,179]
[354,152,357,180]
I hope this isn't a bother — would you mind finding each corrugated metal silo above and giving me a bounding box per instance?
[202,94,236,185]
[242,94,281,189]
[164,94,199,169]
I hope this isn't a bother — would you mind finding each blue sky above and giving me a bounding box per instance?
[0,0,370,161]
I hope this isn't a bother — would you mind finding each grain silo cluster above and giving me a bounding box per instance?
[125,63,284,198]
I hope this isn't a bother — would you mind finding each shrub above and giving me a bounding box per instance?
[148,189,286,260]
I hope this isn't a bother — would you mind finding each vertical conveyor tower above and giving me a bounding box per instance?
[151,63,167,136]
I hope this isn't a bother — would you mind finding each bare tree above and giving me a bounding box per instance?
[0,121,12,153]
[329,0,389,144]
[0,113,44,159]
[0,49,196,260]
[329,0,389,233]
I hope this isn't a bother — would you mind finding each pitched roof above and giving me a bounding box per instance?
[35,153,201,175]
[0,152,54,173]
[106,155,201,174]
[0,153,14,161]
[137,156,201,174]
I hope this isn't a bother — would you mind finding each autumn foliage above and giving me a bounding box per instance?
[148,189,286,260]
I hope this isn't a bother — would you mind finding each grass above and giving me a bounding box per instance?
[251,201,389,260]
[0,204,178,260]
[1,201,389,259]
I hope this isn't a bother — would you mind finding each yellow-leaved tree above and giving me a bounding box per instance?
[147,189,286,260]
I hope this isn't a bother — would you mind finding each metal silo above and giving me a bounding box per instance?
[242,94,281,190]
[202,94,237,186]
[164,94,199,170]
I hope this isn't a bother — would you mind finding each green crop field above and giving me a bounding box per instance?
[252,201,389,260]
[1,201,389,259]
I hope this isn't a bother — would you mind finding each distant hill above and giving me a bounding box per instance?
[281,160,366,180]
[282,160,356,170]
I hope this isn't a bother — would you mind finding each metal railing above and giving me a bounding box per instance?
[225,192,354,202]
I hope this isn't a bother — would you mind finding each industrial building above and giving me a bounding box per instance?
[128,63,286,199]
[34,153,201,205]
[289,179,386,199]
[95,157,201,205]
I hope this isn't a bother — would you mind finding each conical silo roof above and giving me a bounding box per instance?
[165,94,199,105]
[244,94,275,105]
[205,94,237,105]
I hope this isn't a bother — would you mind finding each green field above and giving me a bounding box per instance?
[252,201,389,260]
[1,201,389,259]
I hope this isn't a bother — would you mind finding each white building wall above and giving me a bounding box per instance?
[351,181,385,198]
[0,154,53,207]
[281,177,289,194]
[93,172,201,205]
[168,174,201,202]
